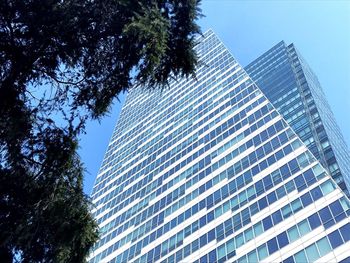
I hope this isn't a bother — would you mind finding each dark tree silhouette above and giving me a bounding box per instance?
[0,0,202,262]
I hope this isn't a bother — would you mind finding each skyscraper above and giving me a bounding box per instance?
[88,30,350,263]
[245,42,350,197]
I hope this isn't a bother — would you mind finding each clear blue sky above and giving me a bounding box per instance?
[80,0,350,194]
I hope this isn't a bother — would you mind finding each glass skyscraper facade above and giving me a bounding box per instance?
[88,30,350,262]
[245,42,350,197]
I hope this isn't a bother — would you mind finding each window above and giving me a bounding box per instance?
[257,245,268,261]
[294,250,307,262]
[305,244,320,262]
[301,192,312,207]
[310,186,322,201]
[287,226,299,242]
[263,216,273,230]
[308,213,321,230]
[320,180,335,195]
[316,237,332,257]
[277,232,289,249]
[235,233,244,248]
[217,244,226,260]
[254,222,263,236]
[267,237,278,254]
[247,251,258,262]
[319,207,334,229]
[282,204,292,219]
[272,210,283,225]
[328,230,344,249]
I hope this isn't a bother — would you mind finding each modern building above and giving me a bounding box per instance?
[88,30,350,263]
[245,42,350,197]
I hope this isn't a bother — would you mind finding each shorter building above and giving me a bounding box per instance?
[245,41,350,197]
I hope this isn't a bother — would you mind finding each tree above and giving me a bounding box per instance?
[0,0,202,262]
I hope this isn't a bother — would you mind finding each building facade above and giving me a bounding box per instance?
[88,30,350,262]
[245,42,350,197]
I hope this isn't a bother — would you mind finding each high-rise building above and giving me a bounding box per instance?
[245,42,350,197]
[88,30,350,263]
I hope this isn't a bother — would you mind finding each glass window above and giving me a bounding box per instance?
[283,256,295,263]
[328,230,344,249]
[217,244,226,259]
[298,220,311,235]
[305,244,320,262]
[276,186,286,199]
[247,251,258,262]
[207,229,215,242]
[320,180,335,195]
[223,200,230,213]
[235,233,244,248]
[272,210,283,225]
[310,186,322,201]
[287,226,299,242]
[285,180,296,193]
[208,250,217,262]
[237,255,247,263]
[263,216,273,230]
[319,207,334,228]
[329,201,344,218]
[339,223,350,242]
[199,234,207,247]
[215,206,223,218]
[294,175,306,190]
[247,186,255,200]
[258,197,268,210]
[231,196,238,209]
[301,192,312,207]
[291,199,302,213]
[257,245,268,261]
[308,213,321,230]
[239,191,248,205]
[267,191,277,204]
[282,205,292,219]
[294,250,307,262]
[226,239,235,254]
[316,237,332,257]
[267,237,278,255]
[254,222,263,236]
[277,232,289,249]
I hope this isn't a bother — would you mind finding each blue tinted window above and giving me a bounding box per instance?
[308,213,321,230]
[267,191,277,204]
[209,250,217,262]
[208,229,215,242]
[277,232,289,248]
[255,181,264,194]
[272,210,283,225]
[294,175,306,191]
[283,256,295,263]
[339,256,350,263]
[301,192,313,207]
[303,169,315,185]
[258,197,268,210]
[267,237,278,254]
[207,211,214,222]
[319,207,334,229]
[329,201,344,217]
[263,216,273,230]
[339,223,350,242]
[200,216,206,227]
[310,186,322,201]
[328,230,344,249]
[199,255,206,263]
[288,159,299,173]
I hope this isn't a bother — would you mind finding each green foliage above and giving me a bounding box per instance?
[0,0,202,262]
